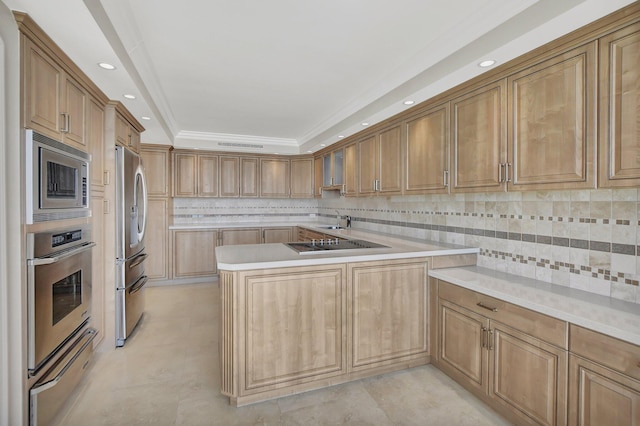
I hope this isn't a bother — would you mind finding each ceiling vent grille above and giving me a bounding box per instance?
[217,142,264,149]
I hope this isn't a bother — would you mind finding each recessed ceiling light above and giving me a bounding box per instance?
[361,122,369,126]
[338,135,345,138]
[320,144,326,147]
[123,94,136,100]
[141,116,151,121]
[403,100,415,105]
[98,62,116,70]
[307,150,313,153]
[478,59,496,68]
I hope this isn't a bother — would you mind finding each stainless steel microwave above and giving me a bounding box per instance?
[25,130,90,223]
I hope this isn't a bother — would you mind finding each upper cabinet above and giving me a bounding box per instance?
[358,125,403,196]
[290,157,314,198]
[322,148,344,187]
[87,98,105,188]
[599,22,640,188]
[141,145,172,197]
[343,143,358,196]
[405,103,450,194]
[507,42,597,191]
[172,151,218,197]
[451,79,507,193]
[112,102,143,153]
[260,158,289,198]
[240,157,259,197]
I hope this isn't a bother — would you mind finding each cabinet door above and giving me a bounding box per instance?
[599,23,640,188]
[314,156,323,197]
[141,146,170,197]
[219,156,240,197]
[24,38,62,139]
[263,227,293,243]
[172,229,218,277]
[129,129,140,153]
[333,149,344,186]
[240,157,259,197]
[378,125,402,194]
[490,322,567,426]
[343,143,358,196]
[358,135,378,195]
[221,228,261,246]
[323,153,332,186]
[62,76,87,148]
[260,158,289,198]
[451,80,507,193]
[198,155,219,197]
[240,265,347,393]
[569,354,640,426]
[508,42,596,190]
[350,260,429,370]
[88,98,105,188]
[405,104,449,194]
[173,153,197,197]
[437,300,489,394]
[290,158,314,198]
[115,113,130,147]
[146,199,168,280]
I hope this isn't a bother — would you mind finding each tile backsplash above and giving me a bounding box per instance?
[174,188,640,304]
[319,189,640,304]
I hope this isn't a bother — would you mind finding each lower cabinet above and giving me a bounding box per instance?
[172,229,219,278]
[262,227,293,243]
[436,280,568,426]
[568,324,640,425]
[146,198,169,280]
[220,228,261,246]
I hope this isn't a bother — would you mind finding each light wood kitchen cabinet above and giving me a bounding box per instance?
[599,23,640,188]
[88,98,105,188]
[314,155,323,197]
[260,158,289,198]
[220,156,240,197]
[451,79,507,193]
[358,125,402,196]
[343,143,358,196]
[568,324,640,425]
[436,280,567,426]
[90,194,106,348]
[240,157,259,197]
[106,101,144,155]
[289,157,314,198]
[145,198,169,280]
[172,229,218,278]
[322,148,344,187]
[141,144,171,197]
[172,152,218,197]
[262,227,293,243]
[405,103,449,194]
[22,35,89,151]
[220,228,261,246]
[508,42,596,191]
[349,259,429,371]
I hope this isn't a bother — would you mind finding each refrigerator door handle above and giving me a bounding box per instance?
[129,275,148,295]
[134,164,148,246]
[129,252,148,269]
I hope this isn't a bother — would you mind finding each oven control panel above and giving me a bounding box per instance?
[51,229,83,248]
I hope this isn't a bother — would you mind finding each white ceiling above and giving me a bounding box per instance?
[3,0,636,154]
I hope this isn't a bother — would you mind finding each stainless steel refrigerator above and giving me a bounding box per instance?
[115,146,148,347]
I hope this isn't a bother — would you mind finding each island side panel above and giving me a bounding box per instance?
[348,258,430,372]
[237,265,348,397]
[220,270,237,398]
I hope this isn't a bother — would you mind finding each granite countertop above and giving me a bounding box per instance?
[215,224,478,271]
[429,266,640,346]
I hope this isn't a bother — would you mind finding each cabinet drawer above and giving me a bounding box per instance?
[570,324,640,381]
[438,280,567,349]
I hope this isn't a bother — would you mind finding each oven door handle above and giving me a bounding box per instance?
[28,242,96,266]
[30,328,97,394]
[129,252,148,269]
[129,275,149,295]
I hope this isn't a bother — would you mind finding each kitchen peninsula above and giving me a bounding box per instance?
[215,225,478,406]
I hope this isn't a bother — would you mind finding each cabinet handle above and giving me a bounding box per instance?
[505,163,512,183]
[103,170,110,185]
[61,113,70,133]
[499,163,505,183]
[374,179,379,191]
[477,302,498,312]
[487,329,494,351]
[103,199,110,214]
[443,170,449,187]
[481,326,488,348]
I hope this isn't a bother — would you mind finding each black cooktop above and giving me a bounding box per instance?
[286,239,389,253]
